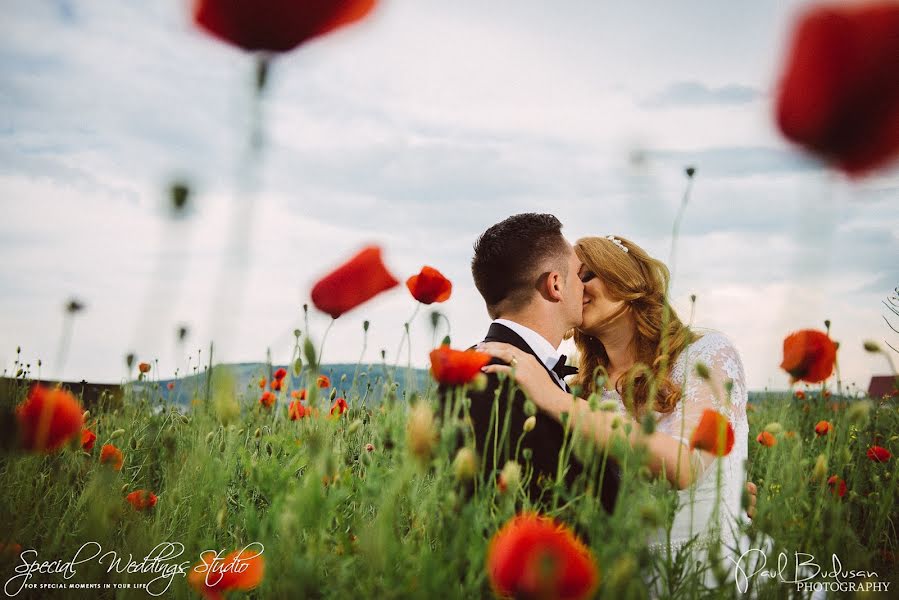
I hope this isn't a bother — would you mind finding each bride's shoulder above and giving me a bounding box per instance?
[681,329,742,362]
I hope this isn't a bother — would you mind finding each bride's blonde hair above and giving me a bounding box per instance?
[568,236,698,417]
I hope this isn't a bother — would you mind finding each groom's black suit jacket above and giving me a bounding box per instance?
[440,322,619,513]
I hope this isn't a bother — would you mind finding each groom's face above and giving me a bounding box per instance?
[561,243,585,328]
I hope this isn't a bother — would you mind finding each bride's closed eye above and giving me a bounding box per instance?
[579,270,596,283]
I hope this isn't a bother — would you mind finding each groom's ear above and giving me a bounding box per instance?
[544,270,564,301]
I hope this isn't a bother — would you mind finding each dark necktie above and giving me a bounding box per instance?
[552,355,579,379]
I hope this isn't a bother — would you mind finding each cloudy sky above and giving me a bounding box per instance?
[1,0,897,391]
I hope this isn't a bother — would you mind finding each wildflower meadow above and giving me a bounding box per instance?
[3,1,899,599]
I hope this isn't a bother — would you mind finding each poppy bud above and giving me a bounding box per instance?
[206,432,216,444]
[348,419,363,435]
[82,410,90,421]
[847,400,872,426]
[523,416,536,433]
[863,340,881,353]
[598,399,619,412]
[254,428,261,438]
[521,448,533,462]
[470,373,488,391]
[498,461,521,494]
[452,447,478,481]
[695,362,711,380]
[110,429,125,440]
[406,403,436,463]
[764,422,783,434]
[813,454,828,481]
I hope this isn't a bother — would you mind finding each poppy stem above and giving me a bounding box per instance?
[318,319,335,366]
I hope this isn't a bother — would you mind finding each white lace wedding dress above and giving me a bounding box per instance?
[604,329,750,551]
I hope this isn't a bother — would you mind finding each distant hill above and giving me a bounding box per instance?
[134,363,431,409]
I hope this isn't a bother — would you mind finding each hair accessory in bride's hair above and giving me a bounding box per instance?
[605,235,628,253]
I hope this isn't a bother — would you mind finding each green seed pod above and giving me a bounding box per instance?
[254,428,262,439]
[522,448,533,462]
[206,431,216,444]
[293,357,303,375]
[523,400,537,417]
[641,413,656,435]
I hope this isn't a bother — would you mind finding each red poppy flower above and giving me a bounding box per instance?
[188,546,265,599]
[780,330,837,384]
[317,375,330,389]
[775,2,899,176]
[867,445,892,462]
[258,377,266,390]
[429,345,492,386]
[288,400,308,420]
[690,409,735,457]
[487,512,599,600]
[16,385,84,452]
[259,392,276,408]
[138,362,151,374]
[273,368,287,381]
[100,444,124,471]
[756,431,776,447]
[291,389,306,400]
[406,266,452,304]
[330,397,348,416]
[827,475,847,498]
[270,379,282,392]
[814,420,833,436]
[81,429,97,452]
[126,490,158,511]
[794,390,806,400]
[167,382,175,391]
[311,246,399,319]
[192,0,377,54]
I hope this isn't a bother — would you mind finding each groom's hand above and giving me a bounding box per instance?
[745,482,758,519]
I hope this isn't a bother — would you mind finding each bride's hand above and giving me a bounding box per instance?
[477,342,567,414]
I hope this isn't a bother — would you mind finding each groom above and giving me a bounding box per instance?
[459,212,620,512]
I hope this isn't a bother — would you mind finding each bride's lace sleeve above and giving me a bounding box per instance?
[657,331,748,479]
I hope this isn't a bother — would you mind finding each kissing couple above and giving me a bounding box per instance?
[444,212,755,552]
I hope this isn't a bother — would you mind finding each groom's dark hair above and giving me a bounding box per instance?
[471,213,570,319]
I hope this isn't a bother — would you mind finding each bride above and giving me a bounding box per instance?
[478,234,750,552]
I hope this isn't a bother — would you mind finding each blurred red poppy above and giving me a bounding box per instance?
[270,379,282,392]
[775,2,899,175]
[259,392,276,408]
[814,420,833,436]
[487,512,599,600]
[288,401,308,420]
[406,266,452,304]
[167,382,175,391]
[81,429,97,452]
[794,390,806,400]
[100,444,124,471]
[273,368,287,381]
[827,475,847,498]
[317,375,331,389]
[756,431,776,447]
[291,389,306,400]
[311,246,399,319]
[192,0,377,54]
[429,346,491,386]
[330,397,348,417]
[690,409,735,456]
[126,490,158,511]
[188,546,265,599]
[17,385,84,452]
[138,362,151,374]
[867,446,892,462]
[780,330,837,384]
[258,377,266,390]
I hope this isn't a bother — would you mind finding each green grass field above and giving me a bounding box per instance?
[1,354,897,599]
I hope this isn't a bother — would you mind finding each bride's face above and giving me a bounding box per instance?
[578,266,626,333]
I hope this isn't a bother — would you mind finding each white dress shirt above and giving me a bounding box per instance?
[492,318,566,389]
